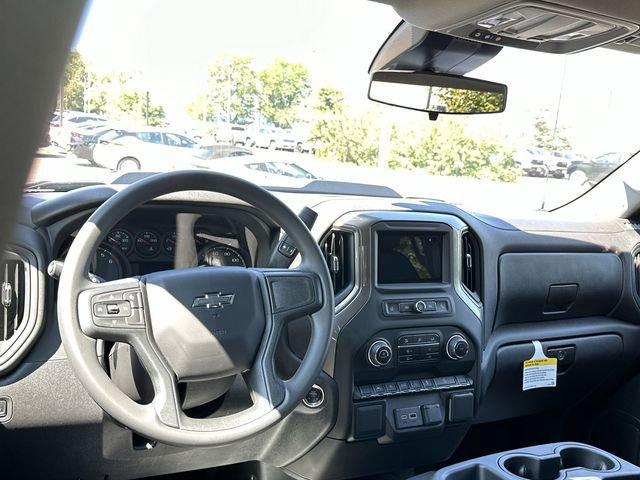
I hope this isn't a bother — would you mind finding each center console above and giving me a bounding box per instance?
[334,217,482,445]
[407,443,640,480]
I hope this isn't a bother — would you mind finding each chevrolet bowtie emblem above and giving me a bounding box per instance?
[192,292,235,309]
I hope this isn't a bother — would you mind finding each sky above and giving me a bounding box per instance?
[74,0,640,156]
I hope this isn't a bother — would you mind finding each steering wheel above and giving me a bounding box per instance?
[57,171,334,446]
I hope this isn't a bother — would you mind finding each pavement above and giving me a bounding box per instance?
[27,146,586,214]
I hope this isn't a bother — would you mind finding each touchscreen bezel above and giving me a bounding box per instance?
[373,222,452,291]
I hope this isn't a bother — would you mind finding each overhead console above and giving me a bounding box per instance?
[380,0,640,54]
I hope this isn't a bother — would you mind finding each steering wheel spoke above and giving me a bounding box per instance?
[258,268,324,324]
[77,277,148,342]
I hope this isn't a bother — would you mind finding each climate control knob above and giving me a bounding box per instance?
[367,339,393,367]
[446,334,470,360]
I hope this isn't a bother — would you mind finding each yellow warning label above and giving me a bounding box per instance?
[523,358,557,368]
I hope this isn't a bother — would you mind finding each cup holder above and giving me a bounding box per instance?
[502,447,617,480]
[558,447,616,472]
[503,455,561,480]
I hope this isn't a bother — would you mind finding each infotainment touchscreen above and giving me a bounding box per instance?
[377,231,443,284]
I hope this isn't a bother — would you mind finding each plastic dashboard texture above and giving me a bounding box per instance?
[495,252,623,326]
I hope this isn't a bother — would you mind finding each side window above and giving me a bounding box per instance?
[136,132,163,144]
[164,133,182,147]
[177,135,196,148]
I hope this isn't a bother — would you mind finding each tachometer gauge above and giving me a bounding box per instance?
[93,246,125,282]
[135,230,161,257]
[200,246,247,267]
[105,228,133,255]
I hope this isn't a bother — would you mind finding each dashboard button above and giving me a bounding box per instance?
[421,378,435,389]
[409,380,423,390]
[372,384,386,396]
[359,385,373,397]
[385,382,398,393]
[397,381,410,392]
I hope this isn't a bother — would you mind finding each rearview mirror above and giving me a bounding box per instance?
[368,71,507,118]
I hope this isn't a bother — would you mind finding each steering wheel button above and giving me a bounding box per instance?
[123,291,143,307]
[106,304,120,315]
[125,310,145,326]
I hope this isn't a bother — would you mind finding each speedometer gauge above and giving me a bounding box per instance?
[135,230,161,257]
[105,228,133,255]
[200,246,247,267]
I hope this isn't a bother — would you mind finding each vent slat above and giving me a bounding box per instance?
[0,256,27,342]
[320,230,355,302]
[461,231,481,301]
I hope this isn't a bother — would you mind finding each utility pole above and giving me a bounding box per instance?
[145,90,150,126]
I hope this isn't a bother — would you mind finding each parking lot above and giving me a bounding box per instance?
[28,146,585,213]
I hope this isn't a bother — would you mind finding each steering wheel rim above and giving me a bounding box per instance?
[57,170,334,446]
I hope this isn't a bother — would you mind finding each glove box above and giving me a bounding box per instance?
[476,334,623,423]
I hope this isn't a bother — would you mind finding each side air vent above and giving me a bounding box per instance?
[461,230,482,301]
[0,247,42,374]
[320,230,355,305]
[0,257,26,341]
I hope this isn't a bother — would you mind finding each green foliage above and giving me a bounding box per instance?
[186,55,257,124]
[84,72,165,125]
[436,88,504,114]
[315,86,344,114]
[390,121,519,181]
[63,51,88,111]
[532,114,572,152]
[259,58,311,128]
[311,87,380,166]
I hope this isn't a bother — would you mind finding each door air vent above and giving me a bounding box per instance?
[320,230,355,304]
[461,230,482,301]
[1,257,26,342]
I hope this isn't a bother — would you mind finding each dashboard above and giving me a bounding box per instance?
[3,186,640,480]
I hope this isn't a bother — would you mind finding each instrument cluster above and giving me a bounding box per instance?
[90,223,250,281]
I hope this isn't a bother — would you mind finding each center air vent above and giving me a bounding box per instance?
[461,230,482,301]
[1,257,26,342]
[321,230,355,304]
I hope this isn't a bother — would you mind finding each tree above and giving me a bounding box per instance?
[259,58,311,128]
[436,88,504,114]
[532,114,572,152]
[63,51,88,111]
[390,120,519,182]
[84,71,165,125]
[315,86,344,114]
[187,55,257,124]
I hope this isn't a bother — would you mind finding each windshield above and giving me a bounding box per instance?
[28,0,640,213]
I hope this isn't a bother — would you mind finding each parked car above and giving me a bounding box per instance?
[274,128,298,151]
[210,124,251,145]
[49,111,108,147]
[192,144,253,164]
[92,128,203,171]
[247,126,279,149]
[567,151,629,185]
[199,156,319,186]
[515,148,550,177]
[69,125,122,162]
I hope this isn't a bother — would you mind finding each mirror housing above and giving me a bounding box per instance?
[368,70,507,118]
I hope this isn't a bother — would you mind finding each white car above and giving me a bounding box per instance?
[92,128,204,171]
[198,156,318,187]
[49,111,108,148]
